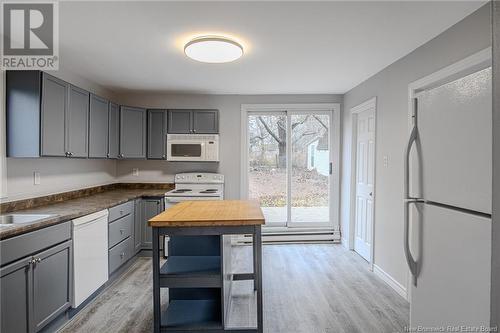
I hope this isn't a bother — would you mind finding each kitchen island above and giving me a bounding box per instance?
[148,200,265,333]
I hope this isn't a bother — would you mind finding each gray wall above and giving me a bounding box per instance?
[341,4,491,291]
[491,0,499,327]
[115,93,342,200]
[1,69,118,202]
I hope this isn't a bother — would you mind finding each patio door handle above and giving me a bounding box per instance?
[329,162,333,175]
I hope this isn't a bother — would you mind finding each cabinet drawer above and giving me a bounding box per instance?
[108,214,133,249]
[0,222,71,266]
[108,237,132,275]
[108,201,134,222]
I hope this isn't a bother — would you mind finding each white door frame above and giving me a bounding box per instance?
[349,97,377,270]
[240,103,341,239]
[406,47,492,302]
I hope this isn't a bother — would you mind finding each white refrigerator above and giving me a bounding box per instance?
[405,66,492,327]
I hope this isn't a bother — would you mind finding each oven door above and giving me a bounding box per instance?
[166,140,205,161]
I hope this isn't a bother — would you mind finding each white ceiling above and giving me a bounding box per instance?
[59,1,485,94]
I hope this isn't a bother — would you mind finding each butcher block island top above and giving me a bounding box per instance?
[148,200,265,227]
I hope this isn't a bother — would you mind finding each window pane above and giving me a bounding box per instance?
[290,114,330,223]
[248,114,287,224]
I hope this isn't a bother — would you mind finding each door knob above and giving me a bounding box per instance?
[369,192,373,197]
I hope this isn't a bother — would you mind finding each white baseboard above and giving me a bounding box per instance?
[373,264,408,300]
[341,238,349,249]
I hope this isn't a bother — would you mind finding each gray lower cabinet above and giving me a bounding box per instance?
[119,106,147,159]
[141,198,164,250]
[147,109,168,159]
[0,239,72,333]
[134,199,142,253]
[108,201,135,275]
[167,109,219,134]
[89,94,109,158]
[108,102,119,159]
[32,241,72,332]
[0,256,31,333]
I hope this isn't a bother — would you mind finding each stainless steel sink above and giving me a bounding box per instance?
[0,214,55,227]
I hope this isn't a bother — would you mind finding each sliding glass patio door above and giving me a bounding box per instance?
[247,110,333,228]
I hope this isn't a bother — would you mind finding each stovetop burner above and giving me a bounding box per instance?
[200,189,218,193]
[172,189,192,193]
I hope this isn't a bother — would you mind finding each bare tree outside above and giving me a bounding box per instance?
[248,113,331,224]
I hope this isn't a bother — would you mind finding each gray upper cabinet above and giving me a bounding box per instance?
[108,102,119,159]
[168,109,192,134]
[41,73,68,157]
[167,109,219,134]
[147,109,168,159]
[66,85,89,158]
[0,257,31,333]
[89,94,109,158]
[119,106,146,159]
[7,71,93,159]
[193,110,219,134]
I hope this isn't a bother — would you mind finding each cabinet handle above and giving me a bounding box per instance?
[162,154,166,159]
[120,229,124,234]
[29,258,36,265]
[120,252,125,259]
[107,153,110,158]
[36,257,41,263]
[119,210,124,215]
[193,129,196,133]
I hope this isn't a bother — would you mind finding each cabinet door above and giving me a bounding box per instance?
[141,199,162,249]
[147,109,167,159]
[119,106,146,158]
[32,241,72,332]
[108,102,119,159]
[168,110,192,134]
[89,94,109,158]
[41,73,68,157]
[0,257,32,333]
[134,199,142,253]
[66,85,89,158]
[193,110,219,134]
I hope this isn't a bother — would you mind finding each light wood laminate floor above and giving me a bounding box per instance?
[59,244,408,333]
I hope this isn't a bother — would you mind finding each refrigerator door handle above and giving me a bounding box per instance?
[404,100,418,200]
[404,199,420,286]
[404,99,420,286]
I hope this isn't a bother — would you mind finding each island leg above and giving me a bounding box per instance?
[152,227,160,333]
[254,226,263,333]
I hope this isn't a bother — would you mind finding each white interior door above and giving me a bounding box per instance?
[354,108,375,262]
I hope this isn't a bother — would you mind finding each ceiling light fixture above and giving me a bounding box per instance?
[184,36,243,63]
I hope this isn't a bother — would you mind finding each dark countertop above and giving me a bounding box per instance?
[0,188,168,240]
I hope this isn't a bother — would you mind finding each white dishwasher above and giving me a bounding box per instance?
[72,209,109,308]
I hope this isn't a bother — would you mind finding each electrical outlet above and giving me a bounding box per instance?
[34,172,41,185]
[383,155,389,168]
[132,168,139,176]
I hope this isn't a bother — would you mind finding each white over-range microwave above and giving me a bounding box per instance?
[166,134,220,162]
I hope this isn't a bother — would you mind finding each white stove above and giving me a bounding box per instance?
[164,173,225,204]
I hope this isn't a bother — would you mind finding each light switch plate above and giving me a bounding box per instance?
[34,172,41,185]
[132,168,139,176]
